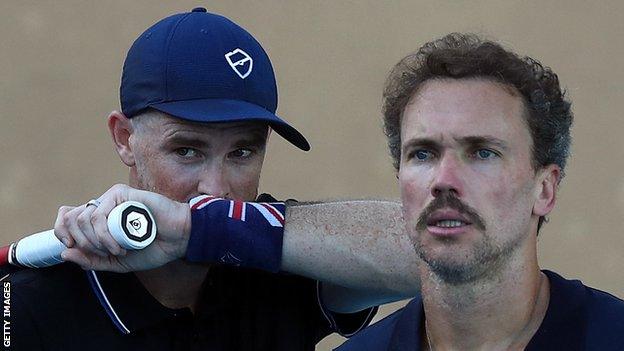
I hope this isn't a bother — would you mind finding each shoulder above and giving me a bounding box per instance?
[6,263,93,316]
[335,303,407,351]
[6,263,87,291]
[257,193,279,202]
[207,265,319,308]
[584,284,624,315]
[257,193,298,204]
[545,270,624,347]
[583,283,624,346]
[3,264,95,349]
[546,270,624,318]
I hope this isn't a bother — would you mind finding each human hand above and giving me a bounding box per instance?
[54,184,191,272]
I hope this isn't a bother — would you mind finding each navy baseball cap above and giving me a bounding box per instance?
[120,7,310,151]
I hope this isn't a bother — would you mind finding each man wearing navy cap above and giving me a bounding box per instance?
[7,8,418,351]
[337,33,624,350]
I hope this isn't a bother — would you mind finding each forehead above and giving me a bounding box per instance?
[136,112,269,142]
[401,78,529,145]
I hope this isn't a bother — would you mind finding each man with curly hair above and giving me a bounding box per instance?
[337,33,624,350]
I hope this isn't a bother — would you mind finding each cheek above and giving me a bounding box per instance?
[151,170,199,202]
[481,171,535,225]
[135,154,200,202]
[226,163,263,201]
[399,169,430,224]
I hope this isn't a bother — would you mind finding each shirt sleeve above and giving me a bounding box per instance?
[316,281,378,337]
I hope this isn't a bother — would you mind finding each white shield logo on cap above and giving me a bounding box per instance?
[225,48,253,79]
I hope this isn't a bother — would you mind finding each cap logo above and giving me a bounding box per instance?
[225,48,253,79]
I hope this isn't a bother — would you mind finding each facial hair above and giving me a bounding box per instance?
[412,193,523,286]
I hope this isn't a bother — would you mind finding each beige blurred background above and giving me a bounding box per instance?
[1,1,623,349]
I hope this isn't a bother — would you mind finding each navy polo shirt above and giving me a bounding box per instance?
[7,263,376,350]
[337,270,624,350]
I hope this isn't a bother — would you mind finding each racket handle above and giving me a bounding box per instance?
[2,201,157,268]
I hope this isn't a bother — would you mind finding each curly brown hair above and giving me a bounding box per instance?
[384,33,573,230]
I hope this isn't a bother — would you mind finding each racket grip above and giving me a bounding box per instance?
[5,201,157,268]
[15,230,65,268]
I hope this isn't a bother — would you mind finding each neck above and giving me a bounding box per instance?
[421,245,549,350]
[135,260,210,314]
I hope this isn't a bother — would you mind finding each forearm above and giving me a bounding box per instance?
[281,200,420,311]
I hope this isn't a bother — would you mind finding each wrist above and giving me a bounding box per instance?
[175,202,192,259]
[185,196,285,272]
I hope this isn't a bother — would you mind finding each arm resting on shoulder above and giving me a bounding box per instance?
[281,200,420,313]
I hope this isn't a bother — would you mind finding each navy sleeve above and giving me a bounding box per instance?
[316,282,378,337]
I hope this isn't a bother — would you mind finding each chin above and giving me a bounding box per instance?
[416,239,505,285]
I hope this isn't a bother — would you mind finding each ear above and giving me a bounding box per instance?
[266,126,273,141]
[532,164,561,217]
[107,110,136,167]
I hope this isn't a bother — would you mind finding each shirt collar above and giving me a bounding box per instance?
[83,192,277,335]
[525,270,587,350]
[388,296,425,351]
[86,269,184,334]
[387,270,588,351]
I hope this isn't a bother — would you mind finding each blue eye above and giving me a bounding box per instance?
[230,148,253,158]
[476,149,495,159]
[414,150,431,161]
[175,148,198,158]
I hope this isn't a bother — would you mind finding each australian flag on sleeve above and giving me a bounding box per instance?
[186,195,286,272]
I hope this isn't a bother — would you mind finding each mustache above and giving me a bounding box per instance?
[415,193,486,231]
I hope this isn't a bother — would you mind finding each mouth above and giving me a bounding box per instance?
[424,209,474,236]
[432,219,469,228]
[415,193,486,236]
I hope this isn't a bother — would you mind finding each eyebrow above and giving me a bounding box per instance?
[232,133,268,149]
[402,138,440,154]
[164,130,268,149]
[164,135,209,149]
[402,135,509,153]
[459,136,510,151]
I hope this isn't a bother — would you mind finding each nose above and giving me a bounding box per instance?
[198,163,231,198]
[431,153,464,198]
